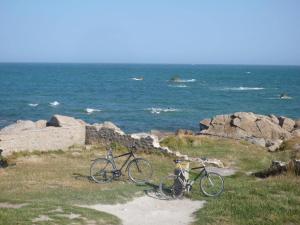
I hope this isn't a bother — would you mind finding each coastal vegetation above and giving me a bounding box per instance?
[0,135,299,225]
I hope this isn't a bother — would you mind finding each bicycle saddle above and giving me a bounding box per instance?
[174,159,183,163]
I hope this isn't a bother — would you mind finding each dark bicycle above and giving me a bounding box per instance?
[90,147,153,184]
[159,159,224,198]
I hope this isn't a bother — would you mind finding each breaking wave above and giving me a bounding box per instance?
[168,84,188,88]
[146,107,179,114]
[28,103,39,107]
[50,101,60,107]
[217,87,265,91]
[85,108,102,114]
[173,79,196,83]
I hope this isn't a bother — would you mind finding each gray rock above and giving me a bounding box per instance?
[0,115,85,156]
[199,119,211,131]
[47,114,85,127]
[278,116,295,132]
[295,119,300,129]
[199,112,293,151]
[175,129,195,136]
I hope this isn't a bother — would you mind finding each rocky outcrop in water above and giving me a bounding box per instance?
[199,112,299,151]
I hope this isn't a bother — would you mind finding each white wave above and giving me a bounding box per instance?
[28,103,38,107]
[245,72,251,74]
[168,84,188,88]
[219,87,265,91]
[50,101,60,107]
[280,96,293,100]
[131,77,144,81]
[146,107,179,114]
[85,108,102,114]
[173,79,196,83]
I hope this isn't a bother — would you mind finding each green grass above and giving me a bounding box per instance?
[0,147,174,225]
[1,136,299,225]
[161,135,300,225]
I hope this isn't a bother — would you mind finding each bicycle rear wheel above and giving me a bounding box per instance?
[200,172,224,197]
[90,158,114,183]
[128,158,153,184]
[159,174,185,199]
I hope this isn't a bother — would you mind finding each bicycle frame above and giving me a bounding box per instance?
[107,150,136,173]
[176,164,208,192]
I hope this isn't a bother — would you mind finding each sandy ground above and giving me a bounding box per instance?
[81,195,205,225]
[80,167,235,225]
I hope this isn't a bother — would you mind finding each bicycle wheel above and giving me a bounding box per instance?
[90,158,114,183]
[127,158,153,184]
[159,174,185,199]
[200,172,224,197]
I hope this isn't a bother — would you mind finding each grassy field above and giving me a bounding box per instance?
[0,136,299,225]
[161,135,300,225]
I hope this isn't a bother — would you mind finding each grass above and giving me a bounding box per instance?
[0,146,174,225]
[0,135,299,225]
[161,135,300,225]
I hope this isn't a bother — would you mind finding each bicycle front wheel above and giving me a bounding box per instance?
[200,172,224,197]
[159,174,185,199]
[90,158,114,183]
[128,158,153,184]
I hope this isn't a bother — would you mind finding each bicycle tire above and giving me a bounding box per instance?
[90,158,114,183]
[159,174,185,199]
[127,158,153,184]
[200,172,224,197]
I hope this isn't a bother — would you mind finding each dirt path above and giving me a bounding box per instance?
[81,195,205,225]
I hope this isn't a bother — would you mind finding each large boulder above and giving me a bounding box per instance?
[199,112,293,151]
[46,114,85,127]
[0,115,85,156]
[0,120,47,135]
[278,116,295,132]
[295,119,300,129]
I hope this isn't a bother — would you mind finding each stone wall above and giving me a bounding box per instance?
[85,125,158,150]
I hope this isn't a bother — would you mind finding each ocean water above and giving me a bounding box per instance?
[0,63,299,133]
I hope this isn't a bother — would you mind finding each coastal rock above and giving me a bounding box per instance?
[292,129,300,138]
[253,160,288,178]
[199,119,211,130]
[47,114,85,127]
[278,116,295,132]
[254,159,300,178]
[175,129,195,136]
[199,112,292,151]
[294,119,300,129]
[0,115,85,156]
[0,120,37,135]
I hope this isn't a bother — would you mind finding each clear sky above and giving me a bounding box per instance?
[0,0,299,65]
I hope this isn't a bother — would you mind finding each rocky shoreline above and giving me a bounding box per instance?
[200,112,300,151]
[0,112,299,159]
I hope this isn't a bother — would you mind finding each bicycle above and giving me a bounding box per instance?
[159,158,224,198]
[90,147,153,184]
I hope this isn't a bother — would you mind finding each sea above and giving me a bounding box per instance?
[0,63,299,133]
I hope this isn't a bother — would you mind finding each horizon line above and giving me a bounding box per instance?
[0,61,300,67]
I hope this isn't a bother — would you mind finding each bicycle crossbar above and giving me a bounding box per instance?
[191,166,204,170]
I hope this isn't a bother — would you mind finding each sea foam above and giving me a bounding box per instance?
[218,87,265,91]
[85,108,102,114]
[50,101,60,107]
[28,103,39,107]
[168,84,188,88]
[173,79,196,83]
[146,107,179,114]
[131,77,144,81]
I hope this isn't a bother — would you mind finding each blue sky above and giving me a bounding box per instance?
[0,0,299,65]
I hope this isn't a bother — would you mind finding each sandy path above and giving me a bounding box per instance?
[81,195,205,225]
